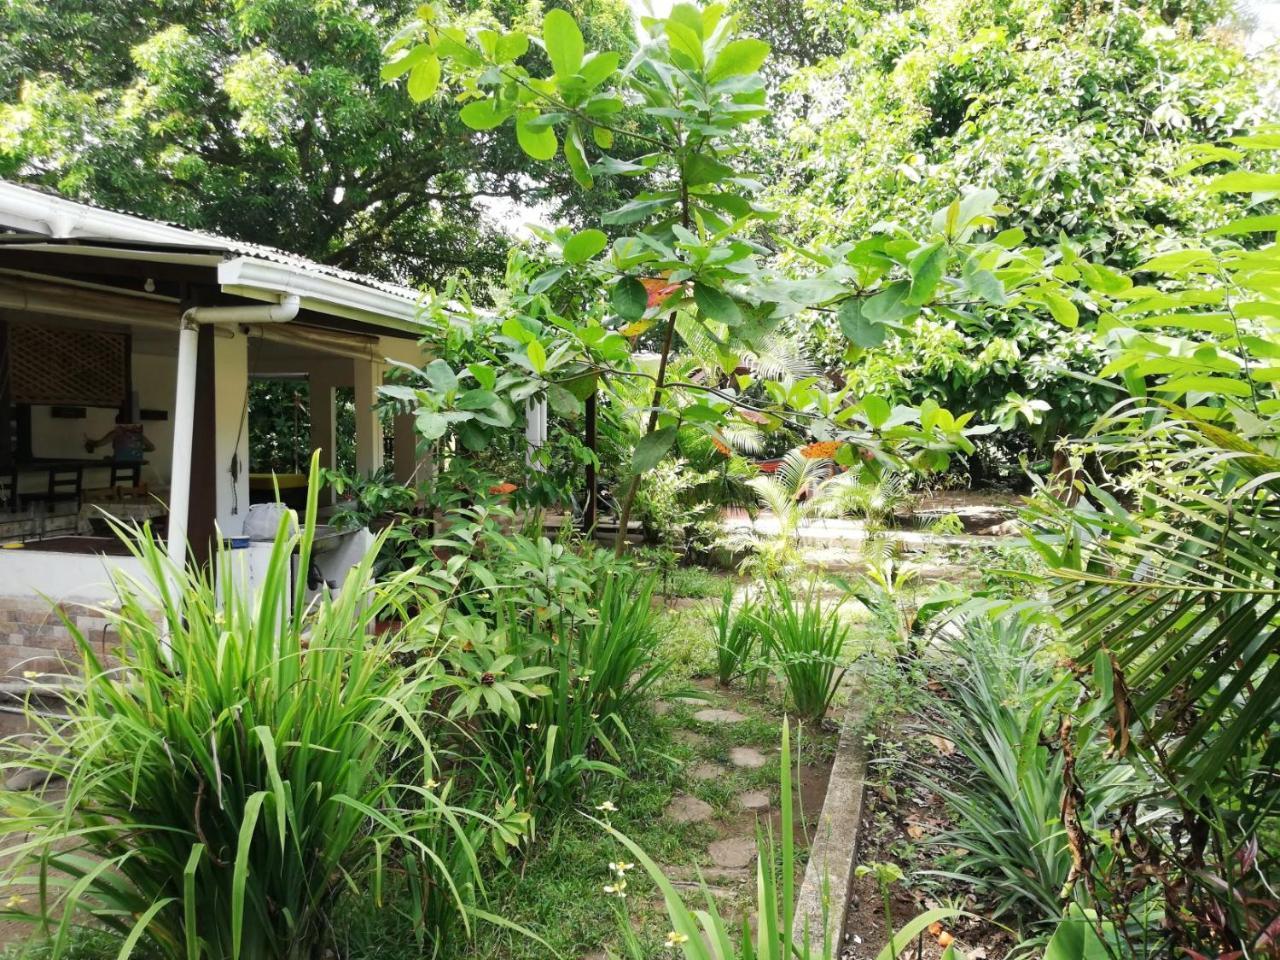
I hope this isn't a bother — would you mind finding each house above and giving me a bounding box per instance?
[0,181,430,680]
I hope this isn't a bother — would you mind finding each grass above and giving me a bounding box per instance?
[654,605,721,679]
[657,565,735,600]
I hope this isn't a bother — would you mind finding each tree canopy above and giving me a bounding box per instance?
[740,0,1277,472]
[0,0,635,285]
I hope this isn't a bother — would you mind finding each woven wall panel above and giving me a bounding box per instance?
[7,324,127,407]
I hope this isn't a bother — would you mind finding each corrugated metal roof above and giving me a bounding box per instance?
[0,180,423,303]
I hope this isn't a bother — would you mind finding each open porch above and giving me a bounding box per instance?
[0,182,429,679]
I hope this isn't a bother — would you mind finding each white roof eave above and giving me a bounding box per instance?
[216,257,424,333]
[0,181,427,335]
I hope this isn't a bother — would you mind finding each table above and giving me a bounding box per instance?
[78,496,167,534]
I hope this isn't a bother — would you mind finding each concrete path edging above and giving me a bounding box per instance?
[793,697,868,956]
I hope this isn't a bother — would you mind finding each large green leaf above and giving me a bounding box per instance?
[543,9,584,78]
[406,55,441,102]
[516,111,557,160]
[906,240,946,305]
[563,228,607,263]
[693,281,742,325]
[838,299,887,347]
[611,277,648,320]
[707,38,770,82]
[630,426,677,473]
[459,98,508,130]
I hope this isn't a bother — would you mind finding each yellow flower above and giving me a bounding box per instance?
[608,861,634,875]
[5,895,27,908]
[602,878,627,897]
[665,931,689,947]
[595,800,617,813]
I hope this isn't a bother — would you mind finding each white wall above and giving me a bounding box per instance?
[133,347,178,487]
[0,548,150,602]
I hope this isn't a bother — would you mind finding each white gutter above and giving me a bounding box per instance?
[0,181,234,248]
[217,257,423,331]
[167,295,300,569]
[0,182,425,334]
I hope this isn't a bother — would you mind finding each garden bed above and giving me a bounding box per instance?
[430,599,842,960]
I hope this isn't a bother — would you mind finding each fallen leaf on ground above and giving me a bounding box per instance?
[926,734,956,755]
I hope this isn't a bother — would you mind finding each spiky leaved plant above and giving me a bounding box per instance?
[0,456,488,960]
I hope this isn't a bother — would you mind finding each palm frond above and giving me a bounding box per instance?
[1030,410,1280,795]
[746,333,818,383]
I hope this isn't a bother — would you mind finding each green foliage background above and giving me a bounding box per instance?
[747,0,1277,471]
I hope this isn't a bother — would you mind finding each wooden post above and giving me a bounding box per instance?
[187,323,217,568]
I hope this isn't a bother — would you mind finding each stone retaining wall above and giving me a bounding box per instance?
[0,597,120,680]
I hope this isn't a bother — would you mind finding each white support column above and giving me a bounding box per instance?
[309,372,337,473]
[167,320,199,566]
[392,412,420,485]
[354,357,384,477]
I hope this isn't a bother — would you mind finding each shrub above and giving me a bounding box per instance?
[756,580,851,721]
[0,484,488,959]
[705,584,761,688]
[442,568,667,812]
[917,615,1127,932]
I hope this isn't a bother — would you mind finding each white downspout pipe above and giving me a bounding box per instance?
[524,397,547,471]
[166,295,300,568]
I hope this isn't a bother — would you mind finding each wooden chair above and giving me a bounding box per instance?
[109,462,141,487]
[23,465,83,511]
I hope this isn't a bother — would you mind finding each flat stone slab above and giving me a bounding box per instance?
[738,790,770,812]
[729,746,767,768]
[666,793,714,824]
[673,696,710,705]
[693,708,746,724]
[674,729,710,749]
[708,836,757,869]
[689,762,728,781]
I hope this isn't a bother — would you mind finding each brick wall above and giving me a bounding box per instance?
[0,597,122,680]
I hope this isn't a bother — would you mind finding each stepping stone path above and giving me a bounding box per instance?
[689,762,728,781]
[666,793,714,824]
[708,837,757,870]
[693,708,746,724]
[737,790,770,812]
[729,746,767,769]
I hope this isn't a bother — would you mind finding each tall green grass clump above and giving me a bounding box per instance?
[706,585,760,688]
[0,459,483,960]
[756,580,851,721]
